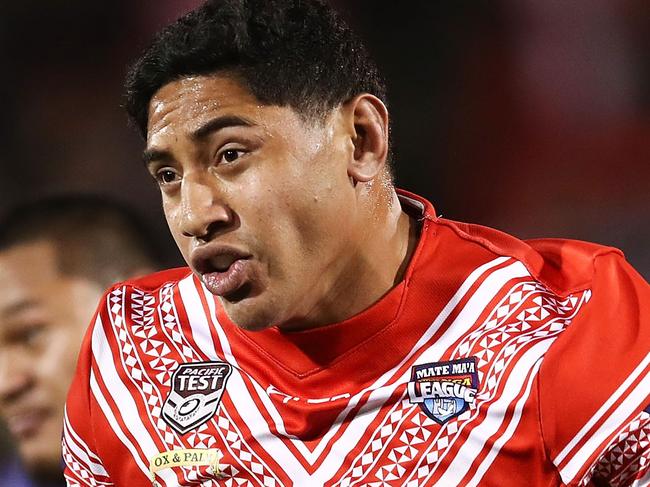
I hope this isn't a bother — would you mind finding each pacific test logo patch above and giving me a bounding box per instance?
[408,357,479,424]
[162,361,232,434]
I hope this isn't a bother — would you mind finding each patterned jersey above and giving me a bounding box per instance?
[63,191,650,487]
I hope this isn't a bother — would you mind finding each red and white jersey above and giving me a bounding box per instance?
[63,191,650,487]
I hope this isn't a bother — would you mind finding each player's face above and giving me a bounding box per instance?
[146,74,359,330]
[0,241,103,478]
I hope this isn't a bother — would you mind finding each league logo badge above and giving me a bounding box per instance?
[408,357,479,424]
[162,361,232,434]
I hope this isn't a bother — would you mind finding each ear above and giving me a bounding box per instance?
[342,94,389,183]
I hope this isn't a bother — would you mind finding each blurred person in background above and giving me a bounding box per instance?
[0,195,163,486]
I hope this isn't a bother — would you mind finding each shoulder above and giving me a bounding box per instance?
[431,217,636,296]
[98,267,193,301]
[116,266,193,291]
[429,219,649,485]
[72,267,195,359]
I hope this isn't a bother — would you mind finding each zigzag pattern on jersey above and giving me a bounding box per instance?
[578,410,650,487]
[62,438,113,487]
[61,433,95,486]
[63,477,92,487]
[161,284,284,487]
[336,281,590,487]
[107,286,194,485]
[62,387,113,487]
[156,285,225,485]
[408,285,591,487]
[108,284,279,487]
[160,283,283,487]
[62,475,111,487]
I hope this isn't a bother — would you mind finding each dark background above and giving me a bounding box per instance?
[1,0,649,277]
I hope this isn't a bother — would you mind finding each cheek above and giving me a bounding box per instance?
[288,176,352,236]
[38,328,78,384]
[163,201,191,258]
[260,187,347,262]
[162,199,179,234]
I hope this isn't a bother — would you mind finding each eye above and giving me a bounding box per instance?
[10,324,46,348]
[23,325,45,346]
[155,168,180,185]
[220,149,244,164]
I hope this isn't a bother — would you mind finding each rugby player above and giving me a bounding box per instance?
[63,1,650,485]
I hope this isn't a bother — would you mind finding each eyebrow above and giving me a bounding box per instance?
[142,148,171,166]
[142,114,255,166]
[0,299,39,320]
[191,114,255,140]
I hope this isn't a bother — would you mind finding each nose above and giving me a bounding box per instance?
[179,172,234,240]
[0,351,32,404]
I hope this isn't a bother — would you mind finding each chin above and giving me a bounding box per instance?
[22,448,63,482]
[220,296,279,331]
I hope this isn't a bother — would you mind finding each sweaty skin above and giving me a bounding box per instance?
[145,74,416,331]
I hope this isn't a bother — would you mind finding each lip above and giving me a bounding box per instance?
[5,409,49,439]
[202,259,253,297]
[190,244,253,297]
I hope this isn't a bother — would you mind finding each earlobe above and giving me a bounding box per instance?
[346,94,389,183]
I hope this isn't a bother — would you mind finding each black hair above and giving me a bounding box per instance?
[125,0,387,137]
[0,194,163,288]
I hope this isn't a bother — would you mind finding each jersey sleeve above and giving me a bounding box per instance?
[538,251,650,487]
[62,294,114,487]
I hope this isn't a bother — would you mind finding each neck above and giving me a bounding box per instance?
[281,187,418,331]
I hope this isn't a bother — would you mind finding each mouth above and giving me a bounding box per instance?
[6,409,49,439]
[190,245,254,299]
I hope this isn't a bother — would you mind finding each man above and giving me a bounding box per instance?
[63,1,650,486]
[0,195,162,485]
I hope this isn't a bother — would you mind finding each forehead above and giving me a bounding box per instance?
[0,240,60,281]
[147,75,263,139]
[0,241,61,318]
